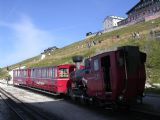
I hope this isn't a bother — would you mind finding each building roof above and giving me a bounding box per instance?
[126,0,158,14]
[126,0,142,14]
[103,16,125,22]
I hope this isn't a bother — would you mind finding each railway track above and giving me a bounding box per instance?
[0,87,60,120]
[0,83,159,120]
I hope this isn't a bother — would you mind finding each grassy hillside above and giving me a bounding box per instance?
[1,17,160,89]
[0,68,8,79]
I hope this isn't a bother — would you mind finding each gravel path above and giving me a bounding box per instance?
[0,83,109,120]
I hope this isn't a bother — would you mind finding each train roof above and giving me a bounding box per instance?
[88,45,139,58]
[13,64,75,71]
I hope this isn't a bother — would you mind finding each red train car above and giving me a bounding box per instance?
[69,46,146,105]
[13,68,30,86]
[13,64,76,94]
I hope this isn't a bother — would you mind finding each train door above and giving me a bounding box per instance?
[86,57,104,97]
[101,56,112,92]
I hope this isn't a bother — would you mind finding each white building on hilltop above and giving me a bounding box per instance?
[103,16,125,31]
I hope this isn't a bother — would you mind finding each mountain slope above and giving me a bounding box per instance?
[2,17,160,85]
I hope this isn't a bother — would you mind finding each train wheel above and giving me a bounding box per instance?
[137,96,143,104]
[67,87,76,101]
[85,99,91,106]
[111,103,119,112]
[79,95,86,105]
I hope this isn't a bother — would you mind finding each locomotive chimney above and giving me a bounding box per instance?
[72,55,83,69]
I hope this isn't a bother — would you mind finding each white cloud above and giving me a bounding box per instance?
[0,15,56,67]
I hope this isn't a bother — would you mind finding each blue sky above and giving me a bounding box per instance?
[0,0,139,67]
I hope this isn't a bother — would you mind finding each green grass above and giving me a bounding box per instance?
[0,68,8,79]
[1,17,160,94]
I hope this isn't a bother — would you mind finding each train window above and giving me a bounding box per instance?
[14,71,17,77]
[23,71,25,77]
[34,69,36,77]
[19,71,21,77]
[59,68,69,78]
[118,58,124,67]
[53,68,55,78]
[36,69,39,77]
[31,70,33,77]
[38,69,41,78]
[85,59,90,68]
[18,70,20,77]
[23,70,25,77]
[42,68,47,78]
[46,68,49,78]
[20,71,22,77]
[35,69,38,77]
[117,51,124,67]
[31,69,35,78]
[21,71,23,77]
[31,70,32,77]
[45,69,47,78]
[34,69,37,77]
[13,71,15,77]
[14,71,16,77]
[21,70,24,77]
[35,69,37,77]
[17,71,19,77]
[49,68,53,78]
[54,68,57,78]
[24,70,27,77]
[14,71,15,77]
[21,70,23,77]
[94,59,99,71]
[32,69,35,77]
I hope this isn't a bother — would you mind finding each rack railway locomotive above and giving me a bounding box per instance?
[13,46,146,106]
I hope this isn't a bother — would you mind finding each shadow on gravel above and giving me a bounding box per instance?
[5,86,160,120]
[0,99,22,120]
[22,100,160,120]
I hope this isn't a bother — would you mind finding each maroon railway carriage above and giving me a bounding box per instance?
[69,46,146,105]
[13,68,30,86]
[13,64,76,94]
